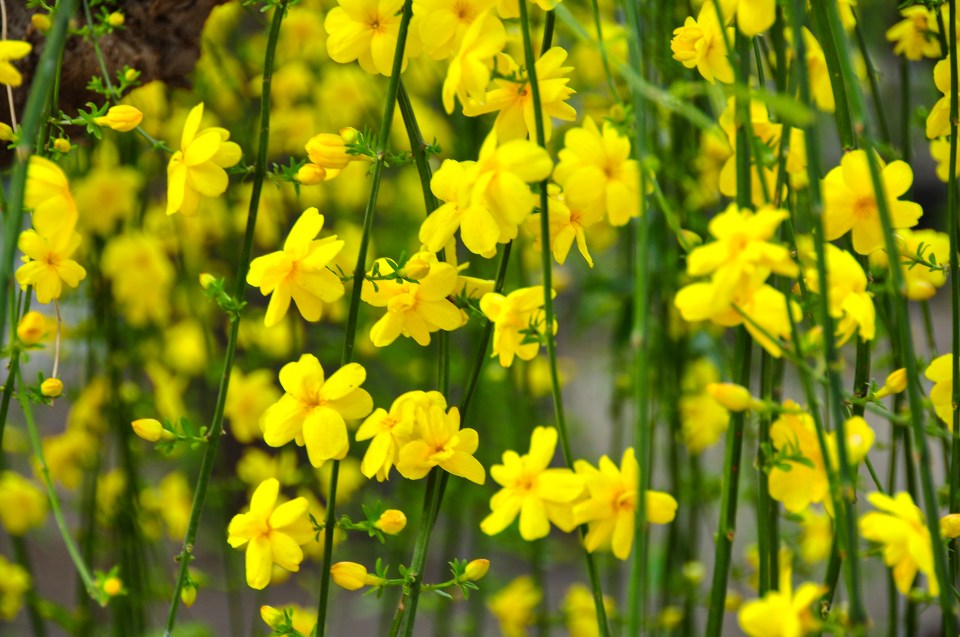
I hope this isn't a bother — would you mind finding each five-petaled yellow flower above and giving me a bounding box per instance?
[15,228,86,304]
[396,404,486,484]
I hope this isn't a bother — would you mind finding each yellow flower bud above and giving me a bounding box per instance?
[401,256,431,280]
[40,378,63,398]
[124,68,139,82]
[330,562,381,590]
[305,133,351,170]
[681,561,705,585]
[16,311,46,345]
[31,14,52,33]
[339,126,360,144]
[678,229,703,250]
[296,163,327,185]
[0,123,13,142]
[198,273,217,290]
[94,105,143,132]
[463,559,490,582]
[874,368,907,399]
[706,382,759,412]
[103,576,123,597]
[942,514,960,539]
[180,582,198,608]
[106,12,125,27]
[374,509,407,535]
[260,605,284,628]
[53,138,71,153]
[131,418,174,442]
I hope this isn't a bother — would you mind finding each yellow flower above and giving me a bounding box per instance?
[375,509,407,534]
[361,257,462,347]
[246,208,346,327]
[768,405,828,513]
[798,240,875,344]
[331,562,383,590]
[671,2,734,84]
[0,555,30,621]
[926,353,954,425]
[166,102,242,216]
[0,40,32,86]
[324,0,423,76]
[101,232,174,326]
[226,369,282,444]
[822,150,922,255]
[441,11,505,114]
[798,509,833,564]
[481,426,584,540]
[927,59,953,139]
[563,583,616,637]
[260,354,374,467]
[573,448,677,560]
[16,311,47,345]
[15,228,86,304]
[417,0,499,60]
[139,472,193,540]
[227,478,311,590]
[236,448,300,489]
[718,0,775,36]
[462,48,576,141]
[488,576,541,637]
[480,286,553,367]
[799,27,835,113]
[738,563,823,637]
[396,404,486,484]
[930,137,960,183]
[356,390,445,480]
[554,116,641,227]
[0,471,47,535]
[679,359,730,454]
[73,144,144,236]
[527,185,603,267]
[870,228,950,301]
[94,105,144,132]
[886,6,941,60]
[859,491,938,596]
[25,156,78,236]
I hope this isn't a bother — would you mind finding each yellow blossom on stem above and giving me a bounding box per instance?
[225,369,282,444]
[859,491,938,596]
[94,105,144,132]
[488,576,541,637]
[563,583,616,637]
[463,558,490,581]
[941,514,960,539]
[480,286,553,367]
[25,156,78,235]
[572,448,677,560]
[930,138,960,182]
[671,2,734,84]
[247,208,346,327]
[298,129,362,183]
[361,257,462,347]
[870,228,950,301]
[0,40,32,86]
[166,102,242,216]
[554,116,641,227]
[0,555,30,621]
[768,403,827,514]
[481,426,584,540]
[15,228,86,304]
[396,404,486,484]
[227,478,311,590]
[798,240,875,344]
[324,0,422,76]
[926,353,954,425]
[679,359,730,454]
[526,185,602,267]
[874,368,907,399]
[131,418,174,443]
[331,562,383,590]
[356,390,445,480]
[706,382,762,412]
[738,563,824,637]
[822,150,922,255]
[462,48,576,141]
[441,11,505,114]
[259,354,374,467]
[886,5,941,61]
[928,59,953,139]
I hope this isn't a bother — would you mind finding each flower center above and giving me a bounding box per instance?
[851,195,876,219]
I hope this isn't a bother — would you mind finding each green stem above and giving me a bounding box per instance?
[517,4,610,636]
[810,1,857,149]
[851,10,891,147]
[0,0,77,361]
[705,330,752,637]
[393,469,442,637]
[946,0,960,592]
[756,351,779,594]
[162,2,288,634]
[589,0,622,105]
[317,1,416,634]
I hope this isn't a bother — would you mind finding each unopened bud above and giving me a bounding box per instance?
[94,105,143,132]
[0,123,13,142]
[131,418,174,442]
[706,382,760,412]
[678,229,702,251]
[874,368,907,399]
[942,514,960,539]
[305,133,351,170]
[401,256,431,280]
[53,138,71,153]
[296,163,327,185]
[181,582,198,607]
[106,12,124,27]
[339,127,360,144]
[330,562,381,591]
[198,273,217,290]
[31,14,51,33]
[40,378,63,398]
[463,559,490,582]
[103,576,123,597]
[374,509,407,535]
[260,605,284,628]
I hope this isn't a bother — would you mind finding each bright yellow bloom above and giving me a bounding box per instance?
[860,491,938,596]
[396,404,486,484]
[927,59,953,139]
[526,185,603,267]
[926,353,954,425]
[73,145,144,236]
[139,472,193,540]
[799,240,875,344]
[260,354,374,467]
[462,48,576,141]
[718,0,775,36]
[481,426,584,539]
[0,40,31,86]
[0,471,47,535]
[417,0,499,60]
[822,150,922,255]
[324,0,422,76]
[554,116,641,227]
[573,448,677,560]
[94,105,144,132]
[331,562,383,590]
[738,563,823,637]
[246,208,346,328]
[166,102,242,216]
[0,555,30,621]
[768,406,828,513]
[356,390,445,480]
[799,28,835,113]
[886,6,941,60]
[441,11,505,114]
[480,286,553,367]
[563,583,616,637]
[15,228,86,304]
[227,478,311,590]
[488,576,541,637]
[361,257,462,347]
[930,137,960,182]
[419,134,553,256]
[26,156,78,236]
[671,2,734,84]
